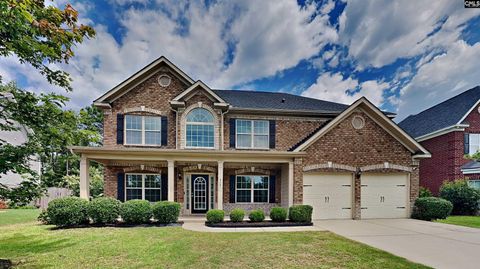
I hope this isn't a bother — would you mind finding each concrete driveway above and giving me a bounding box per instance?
[315,219,480,269]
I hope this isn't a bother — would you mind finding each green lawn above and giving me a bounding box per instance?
[0,209,40,226]
[436,216,480,228]
[0,210,430,269]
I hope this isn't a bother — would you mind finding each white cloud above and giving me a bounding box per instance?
[396,40,480,120]
[301,72,387,106]
[340,0,480,69]
[0,0,339,109]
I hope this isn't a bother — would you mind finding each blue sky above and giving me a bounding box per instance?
[1,0,480,121]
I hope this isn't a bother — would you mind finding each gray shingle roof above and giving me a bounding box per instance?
[398,86,480,138]
[461,160,480,171]
[212,89,350,113]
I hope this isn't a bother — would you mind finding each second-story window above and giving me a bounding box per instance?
[125,115,162,145]
[186,108,215,148]
[236,119,269,149]
[469,134,480,154]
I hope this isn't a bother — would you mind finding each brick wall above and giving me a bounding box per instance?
[419,106,480,194]
[294,110,418,219]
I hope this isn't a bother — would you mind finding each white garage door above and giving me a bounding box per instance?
[303,173,353,220]
[361,173,409,219]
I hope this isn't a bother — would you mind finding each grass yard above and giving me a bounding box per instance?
[0,210,430,269]
[0,209,40,226]
[436,216,480,228]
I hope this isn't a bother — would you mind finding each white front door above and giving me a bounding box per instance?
[303,173,353,220]
[361,173,409,219]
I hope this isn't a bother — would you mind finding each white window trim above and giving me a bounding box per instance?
[235,175,269,204]
[469,133,480,155]
[235,119,270,149]
[468,179,480,189]
[124,115,162,146]
[125,173,162,201]
[185,109,215,149]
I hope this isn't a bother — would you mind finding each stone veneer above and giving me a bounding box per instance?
[223,203,281,215]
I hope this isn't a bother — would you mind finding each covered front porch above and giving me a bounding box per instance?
[71,147,303,215]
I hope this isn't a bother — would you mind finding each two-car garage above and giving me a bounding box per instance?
[303,172,409,220]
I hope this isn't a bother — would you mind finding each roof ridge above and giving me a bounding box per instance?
[405,85,480,119]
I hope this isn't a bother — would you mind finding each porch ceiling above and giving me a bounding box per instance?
[69,146,304,163]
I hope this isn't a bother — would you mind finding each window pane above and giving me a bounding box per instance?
[125,115,142,130]
[254,135,269,148]
[237,134,251,148]
[186,108,214,123]
[126,130,142,144]
[145,116,161,131]
[236,120,252,134]
[186,124,214,147]
[126,175,142,188]
[145,131,161,145]
[253,176,269,189]
[236,190,251,203]
[469,180,480,190]
[145,189,161,202]
[254,120,268,135]
[126,189,142,200]
[253,190,268,203]
[236,176,251,189]
[145,175,161,188]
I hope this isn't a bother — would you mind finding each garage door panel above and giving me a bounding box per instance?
[303,173,353,220]
[361,173,408,219]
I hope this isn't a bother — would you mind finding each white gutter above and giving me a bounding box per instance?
[416,124,469,142]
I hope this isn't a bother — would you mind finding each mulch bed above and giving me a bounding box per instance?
[49,221,183,230]
[205,221,312,228]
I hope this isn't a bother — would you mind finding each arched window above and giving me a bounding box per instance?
[186,108,215,148]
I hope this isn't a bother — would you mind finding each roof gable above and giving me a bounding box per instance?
[399,86,480,139]
[172,81,227,104]
[94,56,194,106]
[293,97,430,158]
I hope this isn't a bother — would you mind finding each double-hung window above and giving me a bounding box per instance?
[125,115,162,145]
[185,108,215,148]
[469,134,480,154]
[236,119,269,149]
[125,174,162,202]
[235,175,269,203]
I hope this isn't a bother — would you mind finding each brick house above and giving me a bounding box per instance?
[399,86,480,195]
[71,56,430,220]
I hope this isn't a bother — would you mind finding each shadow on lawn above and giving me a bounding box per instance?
[0,233,75,256]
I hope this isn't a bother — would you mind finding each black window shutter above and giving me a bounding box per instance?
[465,133,470,154]
[161,116,168,146]
[161,174,168,201]
[269,175,276,203]
[117,114,124,144]
[229,118,236,148]
[229,175,236,203]
[117,172,125,202]
[269,120,276,149]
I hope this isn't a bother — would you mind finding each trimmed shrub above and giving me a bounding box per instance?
[270,207,287,222]
[230,208,245,222]
[411,197,453,221]
[88,197,121,224]
[206,209,224,223]
[419,187,433,198]
[288,205,313,223]
[440,179,480,215]
[38,209,51,224]
[248,209,265,222]
[152,201,181,224]
[120,200,152,224]
[47,197,89,227]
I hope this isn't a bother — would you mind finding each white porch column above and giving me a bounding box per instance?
[167,160,175,201]
[79,155,90,199]
[288,161,294,207]
[217,161,224,210]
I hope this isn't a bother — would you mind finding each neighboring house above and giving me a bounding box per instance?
[399,86,480,194]
[71,56,430,220]
[0,94,41,189]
